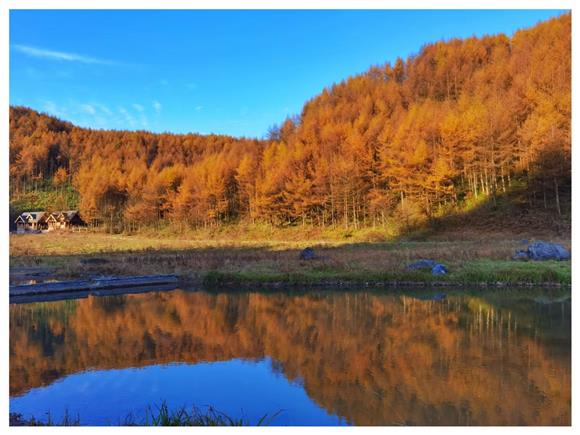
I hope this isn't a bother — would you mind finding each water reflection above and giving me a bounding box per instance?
[9,290,571,425]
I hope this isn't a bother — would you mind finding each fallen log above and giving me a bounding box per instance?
[9,274,179,298]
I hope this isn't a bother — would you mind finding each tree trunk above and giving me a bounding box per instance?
[554,178,561,216]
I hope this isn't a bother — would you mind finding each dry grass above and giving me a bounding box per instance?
[9,232,571,286]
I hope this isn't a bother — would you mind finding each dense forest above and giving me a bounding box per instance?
[9,13,571,232]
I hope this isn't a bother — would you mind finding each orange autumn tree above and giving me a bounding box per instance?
[9,13,571,231]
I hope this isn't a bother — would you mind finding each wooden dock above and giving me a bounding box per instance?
[9,274,179,302]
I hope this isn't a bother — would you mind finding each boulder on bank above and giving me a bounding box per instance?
[431,264,448,275]
[407,259,438,270]
[515,241,570,261]
[299,247,316,260]
[407,259,448,276]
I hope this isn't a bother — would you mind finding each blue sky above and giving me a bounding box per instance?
[10,9,566,138]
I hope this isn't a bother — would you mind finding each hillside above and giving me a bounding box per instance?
[9,13,570,237]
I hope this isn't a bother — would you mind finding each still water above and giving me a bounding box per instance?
[9,289,570,426]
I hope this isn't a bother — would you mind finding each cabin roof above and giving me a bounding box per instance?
[15,210,81,225]
[55,210,79,221]
[17,211,47,223]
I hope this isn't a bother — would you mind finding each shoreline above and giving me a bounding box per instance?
[198,278,571,289]
[8,270,571,305]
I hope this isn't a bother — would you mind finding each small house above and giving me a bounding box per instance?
[14,211,48,233]
[46,213,61,231]
[47,210,85,231]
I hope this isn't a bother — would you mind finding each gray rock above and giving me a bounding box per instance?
[407,259,438,270]
[520,241,570,261]
[407,259,448,276]
[528,241,570,261]
[514,250,530,260]
[299,247,316,260]
[431,264,448,275]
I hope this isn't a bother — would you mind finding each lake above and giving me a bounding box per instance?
[9,288,571,426]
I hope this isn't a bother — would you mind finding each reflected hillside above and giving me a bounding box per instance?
[10,290,570,425]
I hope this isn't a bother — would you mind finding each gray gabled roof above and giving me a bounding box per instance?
[54,210,79,222]
[16,211,47,223]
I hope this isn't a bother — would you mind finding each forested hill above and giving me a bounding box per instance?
[9,13,570,233]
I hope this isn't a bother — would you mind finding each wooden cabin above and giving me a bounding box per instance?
[47,210,85,231]
[14,212,48,233]
[46,213,61,231]
[14,215,26,233]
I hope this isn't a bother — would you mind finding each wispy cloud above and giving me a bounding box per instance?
[119,107,137,128]
[95,103,112,116]
[12,44,116,65]
[131,104,148,127]
[80,104,96,115]
[35,100,153,131]
[195,105,203,112]
[153,101,162,114]
[77,103,117,128]
[42,100,67,118]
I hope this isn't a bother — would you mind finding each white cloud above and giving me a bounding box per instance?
[153,101,162,114]
[34,100,151,131]
[80,104,96,115]
[129,105,148,128]
[119,107,137,128]
[195,105,203,112]
[95,104,112,116]
[92,116,108,127]
[42,100,67,118]
[12,44,115,65]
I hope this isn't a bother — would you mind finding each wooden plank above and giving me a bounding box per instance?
[10,283,179,304]
[9,274,179,297]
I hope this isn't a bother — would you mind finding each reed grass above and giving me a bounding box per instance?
[10,402,280,426]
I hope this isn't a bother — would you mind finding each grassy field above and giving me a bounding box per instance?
[9,231,571,287]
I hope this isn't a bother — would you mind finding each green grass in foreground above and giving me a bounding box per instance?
[203,259,571,287]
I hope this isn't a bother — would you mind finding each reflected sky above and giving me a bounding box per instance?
[11,358,346,426]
